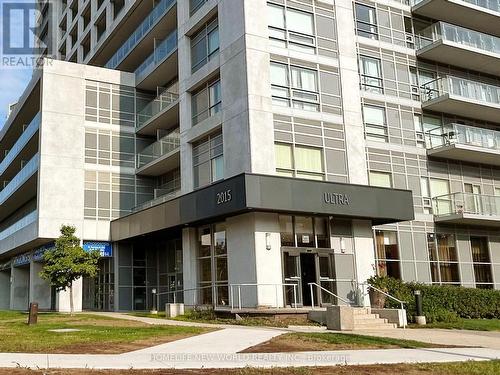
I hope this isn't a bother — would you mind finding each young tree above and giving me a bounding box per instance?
[40,225,100,315]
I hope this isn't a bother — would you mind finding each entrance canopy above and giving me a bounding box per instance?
[111,173,414,241]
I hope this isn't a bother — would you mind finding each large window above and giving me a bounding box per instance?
[427,233,460,285]
[192,79,222,125]
[359,56,383,93]
[279,215,330,248]
[355,3,378,40]
[375,230,401,279]
[197,223,228,306]
[193,132,224,188]
[275,143,324,180]
[267,3,315,53]
[270,62,319,111]
[470,236,493,289]
[190,0,207,15]
[191,19,219,72]
[362,105,387,142]
[369,171,392,188]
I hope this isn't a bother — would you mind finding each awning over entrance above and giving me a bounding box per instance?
[111,173,414,241]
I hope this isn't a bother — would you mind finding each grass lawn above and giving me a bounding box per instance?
[0,311,210,354]
[1,361,499,374]
[241,332,462,353]
[129,310,320,328]
[411,318,500,332]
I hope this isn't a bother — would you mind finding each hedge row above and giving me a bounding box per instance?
[375,277,500,323]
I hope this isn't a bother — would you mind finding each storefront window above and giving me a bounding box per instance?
[279,215,294,247]
[295,216,314,247]
[279,215,331,248]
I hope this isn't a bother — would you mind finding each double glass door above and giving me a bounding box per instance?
[283,249,336,307]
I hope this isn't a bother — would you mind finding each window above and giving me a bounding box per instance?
[279,215,330,248]
[359,56,383,93]
[193,132,224,188]
[420,177,432,214]
[362,105,387,142]
[191,19,219,72]
[430,178,450,215]
[192,79,222,125]
[267,3,315,53]
[270,62,319,111]
[369,171,392,188]
[355,4,377,40]
[197,223,228,306]
[375,231,400,279]
[427,233,460,285]
[470,237,493,289]
[190,0,207,15]
[275,143,324,180]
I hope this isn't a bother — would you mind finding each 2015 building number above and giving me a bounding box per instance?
[217,190,232,205]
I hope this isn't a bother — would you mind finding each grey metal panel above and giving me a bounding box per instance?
[399,231,414,261]
[416,262,432,283]
[460,263,475,285]
[402,261,417,281]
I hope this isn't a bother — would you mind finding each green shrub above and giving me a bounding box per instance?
[369,277,500,322]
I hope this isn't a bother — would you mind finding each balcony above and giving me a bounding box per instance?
[0,154,39,222]
[136,128,180,176]
[426,123,500,165]
[0,113,40,177]
[433,192,500,226]
[421,76,500,123]
[136,88,179,136]
[135,30,178,91]
[0,210,37,242]
[416,23,500,76]
[132,188,181,212]
[105,0,177,71]
[411,0,500,36]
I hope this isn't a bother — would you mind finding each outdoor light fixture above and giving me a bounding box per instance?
[265,232,272,250]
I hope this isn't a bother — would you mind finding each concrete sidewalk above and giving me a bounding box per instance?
[0,347,498,370]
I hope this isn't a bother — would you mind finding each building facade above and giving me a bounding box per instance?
[0,0,498,312]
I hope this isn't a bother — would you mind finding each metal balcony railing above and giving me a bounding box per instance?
[433,192,500,217]
[416,22,500,54]
[426,123,500,150]
[421,76,500,105]
[105,0,176,69]
[0,210,38,241]
[136,128,180,169]
[135,30,178,78]
[0,154,39,205]
[0,113,40,176]
[132,188,181,212]
[136,88,178,130]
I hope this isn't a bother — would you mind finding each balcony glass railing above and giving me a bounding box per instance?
[411,0,500,13]
[433,192,500,217]
[0,113,40,176]
[0,210,38,241]
[137,88,179,129]
[132,188,181,212]
[105,0,176,69]
[421,76,500,105]
[137,128,180,169]
[426,123,500,150]
[0,154,39,205]
[135,30,178,78]
[416,22,500,54]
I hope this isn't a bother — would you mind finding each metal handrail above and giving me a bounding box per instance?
[357,282,407,329]
[154,284,216,310]
[229,283,298,310]
[308,282,351,310]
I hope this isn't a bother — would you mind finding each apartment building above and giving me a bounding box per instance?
[0,0,498,312]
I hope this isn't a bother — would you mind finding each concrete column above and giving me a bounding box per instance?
[0,270,11,310]
[352,220,376,306]
[10,266,30,310]
[182,227,198,306]
[30,261,52,310]
[56,278,83,313]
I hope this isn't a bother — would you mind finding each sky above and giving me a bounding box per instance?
[0,0,36,129]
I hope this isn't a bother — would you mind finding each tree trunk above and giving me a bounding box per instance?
[69,284,74,316]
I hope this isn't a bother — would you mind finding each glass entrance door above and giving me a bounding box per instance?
[283,251,301,306]
[318,254,337,305]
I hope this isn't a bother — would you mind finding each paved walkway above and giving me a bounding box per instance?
[2,312,497,370]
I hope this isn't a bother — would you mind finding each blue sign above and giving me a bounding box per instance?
[13,253,30,267]
[33,243,55,262]
[83,241,113,257]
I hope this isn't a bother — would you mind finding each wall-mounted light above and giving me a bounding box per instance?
[265,233,272,251]
[340,237,346,254]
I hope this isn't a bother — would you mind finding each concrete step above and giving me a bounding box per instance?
[353,308,371,315]
[353,323,398,330]
[354,318,391,326]
[353,314,380,321]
